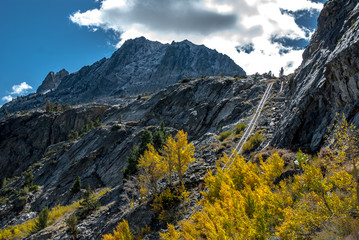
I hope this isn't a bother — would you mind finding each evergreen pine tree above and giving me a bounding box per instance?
[139,129,153,155]
[23,170,34,188]
[279,67,284,79]
[66,214,78,240]
[32,207,49,233]
[153,121,169,151]
[78,185,100,219]
[123,145,140,179]
[70,176,81,193]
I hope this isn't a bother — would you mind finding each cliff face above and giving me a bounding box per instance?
[272,0,359,152]
[2,37,245,114]
[0,105,109,180]
[36,69,69,94]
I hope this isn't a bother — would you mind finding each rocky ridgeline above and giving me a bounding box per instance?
[272,0,359,152]
[0,75,284,239]
[1,37,245,115]
[37,69,69,95]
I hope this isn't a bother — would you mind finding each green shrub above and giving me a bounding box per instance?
[77,185,100,219]
[63,104,71,111]
[71,158,77,166]
[179,78,194,83]
[217,131,233,141]
[1,187,14,197]
[152,186,189,222]
[235,123,247,135]
[242,132,265,154]
[22,171,33,188]
[68,130,79,141]
[18,196,27,201]
[29,185,39,192]
[0,196,6,205]
[1,178,7,189]
[21,187,29,195]
[111,125,121,131]
[32,207,49,233]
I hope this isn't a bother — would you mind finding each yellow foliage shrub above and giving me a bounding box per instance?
[0,202,79,239]
[102,219,133,240]
[164,118,359,240]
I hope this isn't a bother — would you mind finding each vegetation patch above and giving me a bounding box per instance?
[217,131,233,142]
[0,202,80,239]
[242,131,265,154]
[160,115,359,239]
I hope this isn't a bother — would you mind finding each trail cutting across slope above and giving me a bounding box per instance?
[223,81,274,169]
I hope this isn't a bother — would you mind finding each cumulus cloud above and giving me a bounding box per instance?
[2,82,33,103]
[70,0,324,74]
[2,95,13,103]
[11,82,33,95]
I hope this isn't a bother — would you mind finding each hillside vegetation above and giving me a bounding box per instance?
[104,115,359,240]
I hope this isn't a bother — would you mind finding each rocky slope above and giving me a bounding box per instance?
[0,105,109,180]
[0,75,284,239]
[272,0,359,152]
[1,37,245,115]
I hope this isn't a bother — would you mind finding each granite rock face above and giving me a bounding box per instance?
[2,37,245,114]
[36,69,69,94]
[272,0,359,152]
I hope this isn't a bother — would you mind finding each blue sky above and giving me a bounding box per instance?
[0,0,326,106]
[0,0,119,105]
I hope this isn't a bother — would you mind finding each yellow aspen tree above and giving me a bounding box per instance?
[167,152,288,239]
[102,219,133,240]
[159,224,181,240]
[163,130,195,185]
[162,136,176,186]
[327,113,359,206]
[137,144,165,196]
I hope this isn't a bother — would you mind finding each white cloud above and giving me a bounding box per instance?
[70,0,324,75]
[11,82,33,95]
[1,82,33,103]
[2,95,13,103]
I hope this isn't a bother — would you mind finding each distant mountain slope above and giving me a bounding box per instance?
[272,0,359,152]
[2,37,245,114]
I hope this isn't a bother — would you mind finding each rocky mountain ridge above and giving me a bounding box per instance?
[37,69,69,95]
[272,0,359,152]
[1,37,245,115]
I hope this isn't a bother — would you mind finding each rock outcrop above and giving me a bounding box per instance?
[272,0,359,152]
[0,105,109,180]
[36,69,69,94]
[2,37,245,114]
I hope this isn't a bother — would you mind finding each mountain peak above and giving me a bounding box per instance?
[36,69,69,94]
[3,36,245,113]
